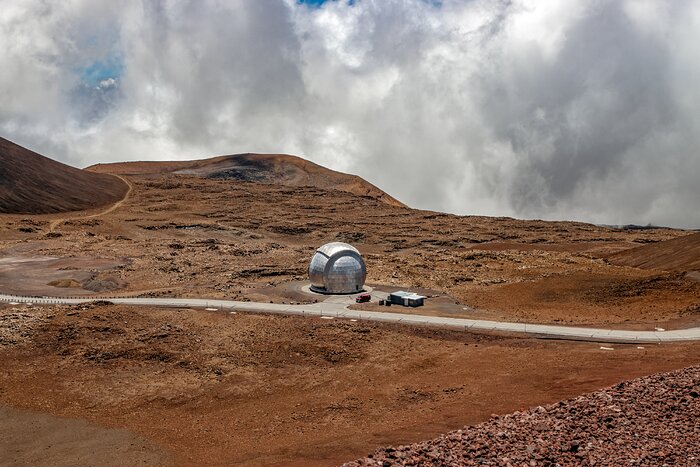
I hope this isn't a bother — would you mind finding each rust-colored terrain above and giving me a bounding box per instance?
[87,152,405,208]
[0,148,699,465]
[607,231,700,272]
[0,137,128,214]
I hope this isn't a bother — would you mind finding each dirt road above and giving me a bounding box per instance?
[48,174,132,233]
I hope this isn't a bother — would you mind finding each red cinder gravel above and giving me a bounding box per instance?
[346,366,700,466]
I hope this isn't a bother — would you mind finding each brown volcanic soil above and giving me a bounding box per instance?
[0,137,128,214]
[0,406,172,467]
[87,153,405,207]
[607,231,700,272]
[2,302,700,466]
[0,167,699,464]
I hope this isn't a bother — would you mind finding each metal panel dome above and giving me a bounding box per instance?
[308,242,367,294]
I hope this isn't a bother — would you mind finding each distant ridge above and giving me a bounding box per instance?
[0,137,128,214]
[88,153,405,208]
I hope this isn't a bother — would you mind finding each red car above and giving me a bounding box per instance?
[355,293,371,303]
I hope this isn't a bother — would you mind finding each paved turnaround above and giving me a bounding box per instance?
[1,293,699,344]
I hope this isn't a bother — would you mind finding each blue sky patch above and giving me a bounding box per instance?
[298,0,441,7]
[298,0,355,7]
[81,58,124,87]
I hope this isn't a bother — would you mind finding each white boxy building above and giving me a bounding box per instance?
[388,291,426,307]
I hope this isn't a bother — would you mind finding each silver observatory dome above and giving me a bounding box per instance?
[308,242,367,294]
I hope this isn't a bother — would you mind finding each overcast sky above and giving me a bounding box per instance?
[1,0,699,228]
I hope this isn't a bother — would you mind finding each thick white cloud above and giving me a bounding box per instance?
[1,0,699,228]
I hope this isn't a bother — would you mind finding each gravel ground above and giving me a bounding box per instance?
[346,365,700,466]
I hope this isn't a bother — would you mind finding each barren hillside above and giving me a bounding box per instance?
[87,153,405,207]
[608,232,700,272]
[0,137,128,214]
[1,171,696,326]
[1,161,698,465]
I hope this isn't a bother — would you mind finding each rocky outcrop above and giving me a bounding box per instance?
[348,365,700,466]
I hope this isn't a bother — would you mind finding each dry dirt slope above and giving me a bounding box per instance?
[87,152,406,207]
[0,137,128,214]
[608,232,700,272]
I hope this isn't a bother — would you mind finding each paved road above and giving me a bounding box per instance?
[2,293,699,344]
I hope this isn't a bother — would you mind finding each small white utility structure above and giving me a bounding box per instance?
[388,291,426,307]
